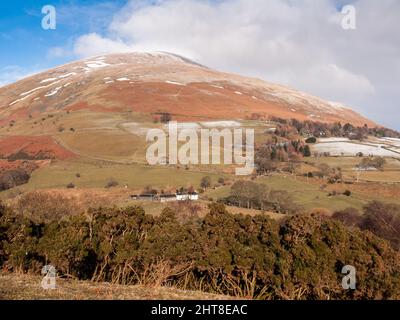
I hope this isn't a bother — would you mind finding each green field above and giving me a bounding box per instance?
[3,111,400,215]
[1,159,227,196]
[2,156,400,214]
[205,173,400,212]
[307,156,400,171]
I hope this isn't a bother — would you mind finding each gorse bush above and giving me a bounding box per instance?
[0,202,399,299]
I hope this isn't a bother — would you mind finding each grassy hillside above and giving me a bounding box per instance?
[205,173,400,212]
[3,158,400,214]
[3,160,227,192]
[2,110,400,216]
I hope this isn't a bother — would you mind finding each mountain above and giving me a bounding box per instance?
[0,52,374,127]
[0,52,379,165]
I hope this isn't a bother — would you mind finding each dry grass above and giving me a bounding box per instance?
[0,273,232,300]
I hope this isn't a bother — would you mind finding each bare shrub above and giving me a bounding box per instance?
[169,200,202,221]
[200,176,211,189]
[332,207,362,227]
[13,191,80,222]
[127,259,193,287]
[105,178,119,189]
[360,201,400,250]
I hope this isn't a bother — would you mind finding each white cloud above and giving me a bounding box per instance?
[292,64,375,104]
[74,33,132,57]
[47,46,71,59]
[70,0,400,129]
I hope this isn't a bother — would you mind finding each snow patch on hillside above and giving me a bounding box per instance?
[329,101,346,110]
[121,122,152,136]
[40,78,58,83]
[40,73,77,84]
[313,141,400,157]
[165,80,185,86]
[45,86,62,97]
[20,80,61,96]
[380,137,400,147]
[172,122,200,130]
[201,121,241,128]
[58,72,77,79]
[318,137,350,142]
[9,93,35,106]
[85,61,110,68]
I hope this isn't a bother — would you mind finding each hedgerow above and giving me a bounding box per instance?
[0,202,399,299]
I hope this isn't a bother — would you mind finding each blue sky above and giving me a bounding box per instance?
[0,0,127,77]
[1,0,399,129]
[0,0,351,80]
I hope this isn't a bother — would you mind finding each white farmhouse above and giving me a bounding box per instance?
[176,192,199,201]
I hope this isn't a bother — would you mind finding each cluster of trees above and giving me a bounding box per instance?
[333,201,400,250]
[13,191,80,223]
[159,112,172,123]
[255,140,310,174]
[200,176,212,189]
[0,169,31,191]
[306,163,343,183]
[357,157,386,170]
[221,180,301,214]
[270,117,400,140]
[139,185,197,196]
[6,150,53,161]
[1,201,399,299]
[151,112,172,123]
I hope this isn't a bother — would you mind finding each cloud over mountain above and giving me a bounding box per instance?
[71,0,400,129]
